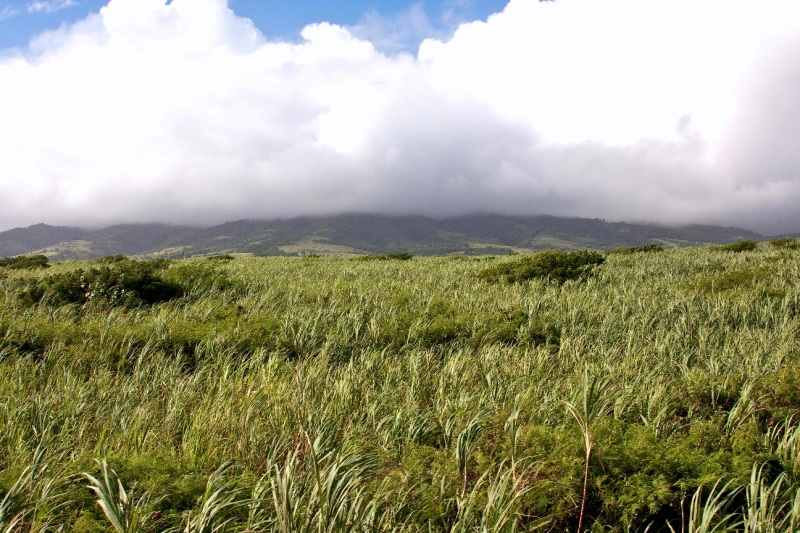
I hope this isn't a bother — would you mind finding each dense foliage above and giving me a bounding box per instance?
[478,250,605,283]
[607,244,664,255]
[0,244,799,532]
[358,252,415,261]
[713,240,759,253]
[0,255,49,270]
[14,258,181,308]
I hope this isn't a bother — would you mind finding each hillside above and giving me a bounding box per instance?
[0,223,89,257]
[0,214,766,260]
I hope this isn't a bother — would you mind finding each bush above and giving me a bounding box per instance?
[769,238,800,250]
[207,254,235,261]
[712,240,758,252]
[0,255,50,269]
[357,252,414,261]
[26,259,180,307]
[94,254,128,264]
[608,244,664,255]
[478,250,605,284]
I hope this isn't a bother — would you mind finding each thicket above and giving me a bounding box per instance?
[478,249,605,283]
[0,246,799,532]
[0,255,50,270]
[607,244,664,254]
[14,258,180,308]
[713,240,759,252]
[358,252,414,261]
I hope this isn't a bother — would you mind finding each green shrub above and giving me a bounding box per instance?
[607,244,664,255]
[478,250,605,283]
[207,254,235,261]
[712,240,758,252]
[357,252,414,261]
[94,254,128,264]
[0,254,50,269]
[26,259,180,307]
[769,237,800,250]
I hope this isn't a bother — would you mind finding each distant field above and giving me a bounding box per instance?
[1,242,800,532]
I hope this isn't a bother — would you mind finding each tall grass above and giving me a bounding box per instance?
[0,243,799,531]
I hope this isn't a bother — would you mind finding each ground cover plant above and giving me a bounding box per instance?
[712,240,760,253]
[0,243,799,532]
[0,255,49,270]
[478,250,605,283]
[607,244,664,255]
[770,238,800,251]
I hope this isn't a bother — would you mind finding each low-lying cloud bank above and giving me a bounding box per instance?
[1,0,799,233]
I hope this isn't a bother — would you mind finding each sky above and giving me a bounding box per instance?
[0,0,799,234]
[0,0,509,52]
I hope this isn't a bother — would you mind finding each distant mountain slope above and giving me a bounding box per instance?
[0,224,89,257]
[435,215,764,249]
[0,214,768,260]
[81,224,196,256]
[155,214,765,257]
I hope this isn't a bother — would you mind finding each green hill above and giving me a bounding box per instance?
[0,214,767,260]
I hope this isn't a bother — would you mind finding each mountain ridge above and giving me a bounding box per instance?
[0,214,769,260]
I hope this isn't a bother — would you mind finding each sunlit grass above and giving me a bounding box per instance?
[0,244,799,531]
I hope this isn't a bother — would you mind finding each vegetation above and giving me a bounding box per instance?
[0,242,799,531]
[607,244,664,255]
[770,238,800,250]
[0,255,49,270]
[478,250,605,283]
[358,252,415,261]
[712,240,759,253]
[15,258,181,308]
[1,215,767,260]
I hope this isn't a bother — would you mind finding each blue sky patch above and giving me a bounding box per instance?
[0,0,510,53]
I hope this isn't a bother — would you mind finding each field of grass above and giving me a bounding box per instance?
[1,241,800,532]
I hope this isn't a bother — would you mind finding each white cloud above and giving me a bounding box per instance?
[27,0,76,13]
[0,4,19,19]
[347,3,448,55]
[0,0,799,233]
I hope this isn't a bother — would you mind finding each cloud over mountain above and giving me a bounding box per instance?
[1,0,799,233]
